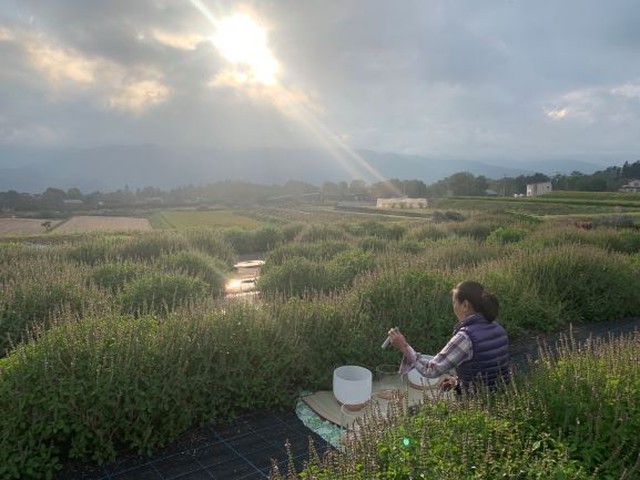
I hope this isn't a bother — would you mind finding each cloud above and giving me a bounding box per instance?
[107,78,170,112]
[0,26,15,41]
[0,0,638,162]
[545,82,640,124]
[546,108,568,120]
[612,83,640,99]
[25,37,97,85]
[148,29,204,51]
[0,23,171,113]
[0,115,62,145]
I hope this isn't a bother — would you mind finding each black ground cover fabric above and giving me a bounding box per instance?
[55,410,330,480]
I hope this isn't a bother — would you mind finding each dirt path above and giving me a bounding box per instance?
[225,256,264,298]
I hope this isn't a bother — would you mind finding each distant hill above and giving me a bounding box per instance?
[485,157,607,176]
[0,144,613,193]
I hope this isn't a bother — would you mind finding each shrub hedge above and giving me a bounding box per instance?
[158,251,227,295]
[118,273,208,315]
[91,261,148,293]
[0,307,302,478]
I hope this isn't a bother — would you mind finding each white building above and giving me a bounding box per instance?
[620,179,640,193]
[376,197,428,209]
[526,182,552,197]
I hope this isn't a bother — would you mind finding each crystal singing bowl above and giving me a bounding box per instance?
[333,365,372,410]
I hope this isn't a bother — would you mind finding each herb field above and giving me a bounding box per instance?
[0,206,639,479]
[436,190,640,217]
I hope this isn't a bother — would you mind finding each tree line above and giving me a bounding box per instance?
[1,160,639,212]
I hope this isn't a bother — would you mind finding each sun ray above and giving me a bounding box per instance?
[188,1,402,194]
[269,86,402,192]
[211,13,279,85]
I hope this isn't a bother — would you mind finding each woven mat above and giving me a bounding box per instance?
[300,382,451,426]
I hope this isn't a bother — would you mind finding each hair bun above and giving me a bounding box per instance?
[453,280,500,321]
[481,292,499,321]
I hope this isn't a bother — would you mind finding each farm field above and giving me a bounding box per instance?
[436,192,640,216]
[150,209,264,229]
[55,215,152,233]
[0,217,61,235]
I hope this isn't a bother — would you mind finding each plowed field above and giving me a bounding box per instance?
[0,218,61,235]
[55,216,152,233]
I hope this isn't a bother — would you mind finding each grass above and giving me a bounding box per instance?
[148,211,174,229]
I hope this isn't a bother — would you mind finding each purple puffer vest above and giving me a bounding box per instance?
[454,313,510,392]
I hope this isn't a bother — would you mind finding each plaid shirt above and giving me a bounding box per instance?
[400,331,472,378]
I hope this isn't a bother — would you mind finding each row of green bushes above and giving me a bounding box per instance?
[3,217,639,358]
[0,216,537,356]
[2,216,639,358]
[0,246,229,355]
[65,229,236,266]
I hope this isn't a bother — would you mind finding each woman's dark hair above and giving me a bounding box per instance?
[453,280,499,322]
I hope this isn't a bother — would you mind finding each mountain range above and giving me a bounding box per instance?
[0,144,610,193]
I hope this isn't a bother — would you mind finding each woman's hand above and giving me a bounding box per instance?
[440,376,457,392]
[387,328,408,354]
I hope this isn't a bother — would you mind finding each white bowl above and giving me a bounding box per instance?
[407,368,441,389]
[333,365,372,409]
[406,355,442,389]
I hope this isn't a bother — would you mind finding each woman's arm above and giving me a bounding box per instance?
[390,330,473,378]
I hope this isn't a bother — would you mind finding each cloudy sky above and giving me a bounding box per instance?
[1,0,639,165]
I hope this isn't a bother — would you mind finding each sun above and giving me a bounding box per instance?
[212,13,279,86]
